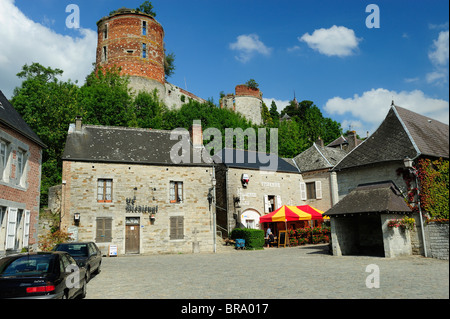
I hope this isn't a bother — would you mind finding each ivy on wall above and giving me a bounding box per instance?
[398,158,449,220]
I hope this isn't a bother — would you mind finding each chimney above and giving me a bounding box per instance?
[75,116,82,132]
[190,120,203,148]
[315,137,324,147]
[347,130,357,150]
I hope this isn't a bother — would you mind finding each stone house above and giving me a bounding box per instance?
[0,90,46,255]
[213,148,302,236]
[329,104,449,257]
[292,138,347,212]
[60,118,214,255]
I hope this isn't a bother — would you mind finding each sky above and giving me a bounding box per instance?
[0,0,448,137]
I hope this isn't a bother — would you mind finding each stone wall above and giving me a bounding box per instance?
[61,161,214,255]
[425,222,449,260]
[381,214,412,258]
[336,161,407,200]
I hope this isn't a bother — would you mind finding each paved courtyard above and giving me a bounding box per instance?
[85,244,448,299]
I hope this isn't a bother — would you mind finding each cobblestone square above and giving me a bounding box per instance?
[85,244,449,299]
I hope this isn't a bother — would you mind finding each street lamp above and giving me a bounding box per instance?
[403,157,428,257]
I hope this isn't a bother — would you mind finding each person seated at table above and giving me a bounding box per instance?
[267,232,275,247]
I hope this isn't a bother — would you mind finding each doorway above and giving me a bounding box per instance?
[125,217,140,254]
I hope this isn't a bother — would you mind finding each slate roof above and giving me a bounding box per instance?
[333,105,449,171]
[0,90,46,148]
[325,181,412,216]
[213,148,300,173]
[62,124,210,166]
[293,142,347,172]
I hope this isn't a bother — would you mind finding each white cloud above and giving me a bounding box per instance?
[263,98,290,113]
[229,34,272,63]
[426,30,449,85]
[324,88,449,136]
[0,0,97,98]
[299,25,361,57]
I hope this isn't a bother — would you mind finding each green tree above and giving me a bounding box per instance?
[130,89,166,128]
[136,1,156,17]
[11,63,80,205]
[261,102,272,126]
[78,65,133,127]
[245,79,259,90]
[164,52,176,78]
[269,100,279,123]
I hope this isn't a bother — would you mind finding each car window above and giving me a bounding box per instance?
[56,244,89,257]
[0,255,54,277]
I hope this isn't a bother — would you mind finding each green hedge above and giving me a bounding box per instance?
[230,228,265,250]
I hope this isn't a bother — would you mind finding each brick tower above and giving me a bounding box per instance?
[96,8,166,96]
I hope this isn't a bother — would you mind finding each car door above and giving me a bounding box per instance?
[61,254,81,299]
[88,243,99,271]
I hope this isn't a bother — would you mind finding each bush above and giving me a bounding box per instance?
[230,228,265,250]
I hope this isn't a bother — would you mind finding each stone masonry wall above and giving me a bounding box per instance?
[425,222,449,260]
[61,161,214,255]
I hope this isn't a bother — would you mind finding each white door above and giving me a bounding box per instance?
[5,208,17,250]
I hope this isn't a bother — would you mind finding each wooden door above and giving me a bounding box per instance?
[125,218,140,254]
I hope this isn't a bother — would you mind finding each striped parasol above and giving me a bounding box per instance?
[260,205,328,223]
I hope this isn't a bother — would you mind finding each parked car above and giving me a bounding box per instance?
[53,242,102,282]
[0,252,87,299]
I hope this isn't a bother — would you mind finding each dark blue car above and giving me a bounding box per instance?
[53,242,102,282]
[0,252,87,299]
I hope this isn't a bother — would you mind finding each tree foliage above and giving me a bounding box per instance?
[136,1,156,17]
[11,62,343,207]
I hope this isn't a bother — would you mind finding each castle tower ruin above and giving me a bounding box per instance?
[220,85,263,125]
[96,8,166,97]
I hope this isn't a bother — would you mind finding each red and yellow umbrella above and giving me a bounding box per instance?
[260,205,328,223]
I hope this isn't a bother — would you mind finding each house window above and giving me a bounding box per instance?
[16,149,27,186]
[97,179,113,202]
[305,182,316,199]
[264,195,281,213]
[169,181,183,203]
[103,24,108,39]
[300,181,322,200]
[142,43,147,58]
[142,21,147,36]
[0,141,8,179]
[96,217,112,243]
[170,216,184,240]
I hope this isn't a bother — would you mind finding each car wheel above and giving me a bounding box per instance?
[80,278,87,299]
[94,262,101,275]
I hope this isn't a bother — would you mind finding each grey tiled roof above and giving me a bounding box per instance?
[0,90,46,148]
[62,124,210,166]
[333,105,449,171]
[213,148,300,173]
[293,143,347,172]
[325,181,411,216]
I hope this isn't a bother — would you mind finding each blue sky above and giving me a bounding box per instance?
[0,0,448,137]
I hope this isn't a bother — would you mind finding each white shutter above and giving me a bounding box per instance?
[276,195,282,209]
[5,208,18,250]
[315,181,322,199]
[263,195,269,213]
[22,210,31,248]
[300,182,307,201]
